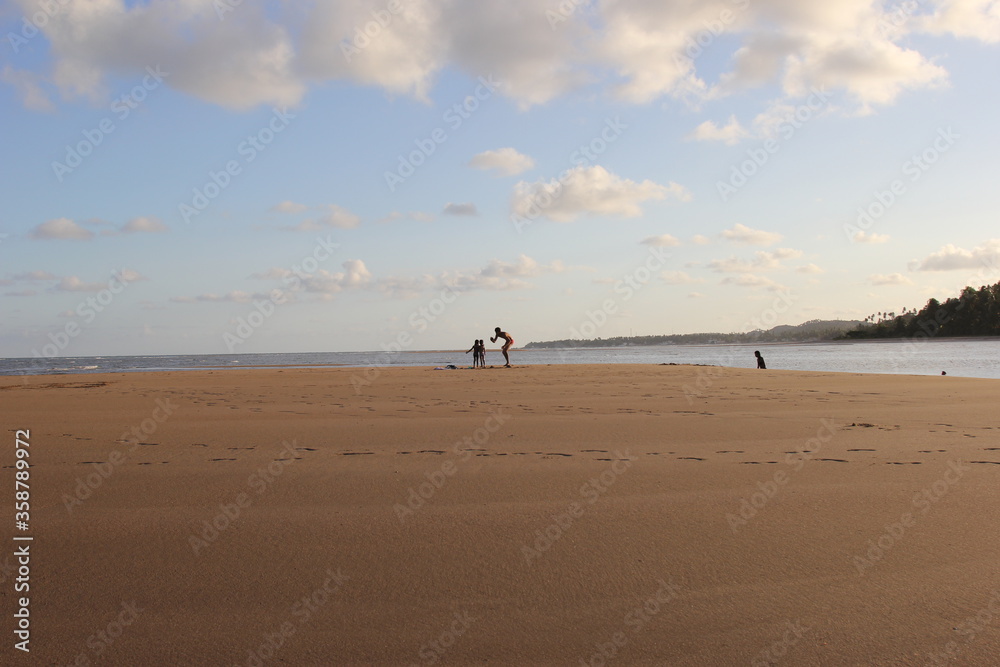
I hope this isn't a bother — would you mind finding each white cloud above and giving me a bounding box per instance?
[708,248,802,273]
[13,0,996,118]
[293,205,360,230]
[29,218,93,241]
[691,234,711,245]
[55,276,107,292]
[1,65,54,112]
[443,202,478,216]
[661,271,701,285]
[869,272,912,286]
[640,234,681,247]
[796,263,824,274]
[910,239,1000,271]
[272,201,308,214]
[121,217,167,234]
[468,147,535,176]
[511,166,690,222]
[720,223,783,246]
[688,115,749,145]
[916,0,1000,43]
[721,274,786,291]
[853,230,889,244]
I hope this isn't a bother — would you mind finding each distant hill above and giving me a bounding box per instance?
[523,319,863,349]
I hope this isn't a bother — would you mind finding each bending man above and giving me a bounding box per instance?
[491,327,514,368]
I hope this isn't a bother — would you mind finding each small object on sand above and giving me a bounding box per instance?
[941,371,947,375]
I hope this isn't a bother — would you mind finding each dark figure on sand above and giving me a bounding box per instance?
[755,350,766,370]
[477,340,486,367]
[466,340,479,368]
[491,328,514,367]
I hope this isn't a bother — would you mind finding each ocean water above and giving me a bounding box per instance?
[2,339,1000,379]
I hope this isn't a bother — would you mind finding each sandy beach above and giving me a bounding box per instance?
[2,364,999,665]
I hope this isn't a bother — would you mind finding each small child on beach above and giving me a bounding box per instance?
[466,340,481,368]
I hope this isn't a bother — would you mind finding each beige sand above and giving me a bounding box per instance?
[2,364,999,665]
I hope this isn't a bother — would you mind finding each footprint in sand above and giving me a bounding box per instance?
[210,458,237,462]
[985,448,1000,451]
[341,452,374,456]
[848,448,876,452]
[970,461,1000,465]
[544,452,572,457]
[417,450,446,454]
[716,450,745,454]
[582,449,608,453]
[816,458,848,463]
[677,456,705,461]
[887,461,922,465]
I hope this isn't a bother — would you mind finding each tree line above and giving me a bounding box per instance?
[838,281,1000,339]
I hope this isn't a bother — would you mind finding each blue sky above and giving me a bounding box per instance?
[2,0,999,357]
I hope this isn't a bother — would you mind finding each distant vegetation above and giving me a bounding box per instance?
[838,281,1000,339]
[524,319,862,349]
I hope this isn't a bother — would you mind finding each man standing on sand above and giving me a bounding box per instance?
[491,327,514,367]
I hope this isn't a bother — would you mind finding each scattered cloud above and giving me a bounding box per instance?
[661,271,701,285]
[443,202,478,216]
[796,263,824,274]
[691,234,711,245]
[469,147,535,176]
[869,272,913,286]
[720,223,783,246]
[909,239,1000,271]
[853,230,889,244]
[708,248,802,273]
[120,217,167,234]
[511,166,690,222]
[29,218,94,241]
[721,274,786,291]
[292,205,360,230]
[640,234,681,247]
[272,201,309,214]
[688,115,749,145]
[1,65,54,112]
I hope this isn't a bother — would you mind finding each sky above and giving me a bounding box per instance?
[2,0,1000,358]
